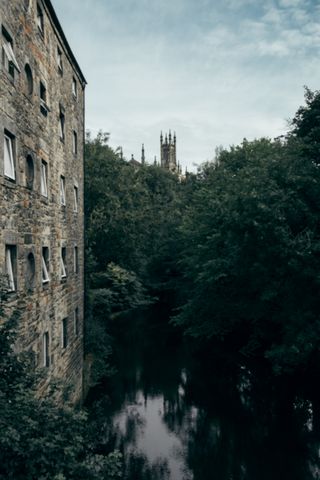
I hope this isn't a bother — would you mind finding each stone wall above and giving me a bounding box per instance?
[0,0,86,403]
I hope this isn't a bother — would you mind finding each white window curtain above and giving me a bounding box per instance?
[57,48,62,70]
[3,41,21,72]
[72,78,77,97]
[42,251,49,283]
[59,110,65,140]
[61,250,66,278]
[37,6,44,32]
[40,161,48,197]
[5,247,15,291]
[4,134,15,180]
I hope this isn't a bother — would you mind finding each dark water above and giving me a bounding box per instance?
[87,313,320,480]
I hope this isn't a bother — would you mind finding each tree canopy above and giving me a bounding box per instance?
[172,90,320,375]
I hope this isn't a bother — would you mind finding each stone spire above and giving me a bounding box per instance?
[160,130,177,172]
[141,143,145,165]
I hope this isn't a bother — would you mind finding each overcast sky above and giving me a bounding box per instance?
[52,0,320,171]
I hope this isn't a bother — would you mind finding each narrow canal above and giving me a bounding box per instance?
[87,311,320,480]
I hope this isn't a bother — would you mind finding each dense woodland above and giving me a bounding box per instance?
[1,88,320,478]
[86,88,320,380]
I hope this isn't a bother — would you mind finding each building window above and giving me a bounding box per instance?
[74,307,79,335]
[4,131,15,181]
[37,4,44,34]
[2,27,20,78]
[60,175,66,205]
[62,317,68,348]
[24,63,33,95]
[72,131,77,155]
[73,185,78,212]
[26,252,36,289]
[72,77,77,98]
[57,46,63,74]
[26,155,34,189]
[59,105,65,141]
[5,245,17,292]
[42,246,50,284]
[40,160,48,197]
[61,246,67,278]
[74,246,78,274]
[40,81,48,116]
[43,332,50,367]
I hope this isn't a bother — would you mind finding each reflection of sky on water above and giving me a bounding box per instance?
[91,312,320,480]
[113,387,194,480]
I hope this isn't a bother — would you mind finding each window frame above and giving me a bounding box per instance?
[62,317,68,348]
[73,185,78,212]
[72,77,77,99]
[60,175,66,205]
[26,154,34,189]
[2,27,20,78]
[43,331,50,367]
[61,246,67,279]
[5,245,17,292]
[4,131,15,181]
[24,63,33,95]
[40,160,48,197]
[74,307,79,336]
[40,80,49,116]
[59,105,65,141]
[26,251,36,289]
[57,46,63,74]
[72,130,77,155]
[73,245,78,274]
[41,246,50,284]
[37,3,44,35]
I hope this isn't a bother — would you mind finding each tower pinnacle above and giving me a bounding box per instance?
[160,130,177,172]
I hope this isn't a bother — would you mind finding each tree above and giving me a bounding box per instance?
[290,87,320,164]
[0,297,122,480]
[173,130,320,375]
[85,132,183,278]
[84,132,184,384]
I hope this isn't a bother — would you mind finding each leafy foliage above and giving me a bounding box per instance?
[290,87,320,163]
[85,131,182,277]
[173,92,320,375]
[0,306,122,480]
[84,131,184,383]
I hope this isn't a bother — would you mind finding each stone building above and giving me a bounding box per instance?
[129,135,183,175]
[0,0,86,402]
[160,131,183,175]
[160,131,177,172]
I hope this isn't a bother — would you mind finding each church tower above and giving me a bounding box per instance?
[160,131,177,172]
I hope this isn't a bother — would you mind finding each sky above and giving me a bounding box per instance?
[52,0,320,171]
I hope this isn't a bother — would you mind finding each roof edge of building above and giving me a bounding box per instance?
[44,0,87,86]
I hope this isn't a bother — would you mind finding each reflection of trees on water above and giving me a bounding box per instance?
[88,314,320,480]
[114,406,146,451]
[124,452,170,480]
[159,361,320,480]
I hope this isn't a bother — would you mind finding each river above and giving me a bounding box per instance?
[87,311,320,480]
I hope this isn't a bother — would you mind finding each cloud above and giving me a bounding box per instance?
[278,0,306,8]
[52,0,320,169]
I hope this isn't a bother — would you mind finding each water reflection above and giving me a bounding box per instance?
[87,315,320,480]
[111,389,192,480]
